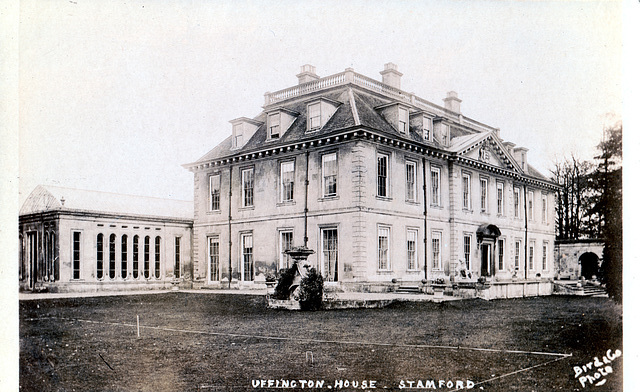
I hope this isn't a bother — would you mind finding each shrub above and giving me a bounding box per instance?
[272,265,297,300]
[296,267,324,311]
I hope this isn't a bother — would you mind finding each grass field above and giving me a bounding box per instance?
[20,293,622,391]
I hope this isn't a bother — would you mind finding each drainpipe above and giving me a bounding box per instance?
[422,157,429,281]
[523,183,528,280]
[304,150,310,247]
[228,165,233,289]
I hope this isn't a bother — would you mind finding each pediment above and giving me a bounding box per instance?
[457,135,521,172]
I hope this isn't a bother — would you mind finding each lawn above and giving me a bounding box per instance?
[20,293,622,391]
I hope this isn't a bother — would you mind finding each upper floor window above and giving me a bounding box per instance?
[322,153,337,197]
[268,113,281,139]
[514,187,521,218]
[210,174,221,211]
[462,173,471,210]
[377,153,389,198]
[497,182,504,216]
[528,191,534,221]
[406,161,416,202]
[430,167,441,206]
[242,168,254,207]
[542,194,548,224]
[480,178,488,212]
[308,103,321,130]
[280,161,295,203]
[398,107,409,134]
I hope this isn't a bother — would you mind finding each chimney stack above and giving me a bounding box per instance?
[513,147,528,172]
[503,141,515,157]
[296,64,320,85]
[380,62,403,89]
[443,91,462,114]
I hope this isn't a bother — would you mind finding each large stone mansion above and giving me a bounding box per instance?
[183,63,556,292]
[19,63,557,295]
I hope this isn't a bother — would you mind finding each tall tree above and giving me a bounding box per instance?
[592,124,622,302]
[550,155,594,240]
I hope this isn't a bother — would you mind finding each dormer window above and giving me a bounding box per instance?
[398,107,409,134]
[230,117,263,149]
[265,108,299,141]
[306,98,339,132]
[233,124,243,149]
[268,113,280,139]
[308,103,321,130]
[433,119,450,147]
[423,116,433,141]
[410,112,434,141]
[376,102,411,135]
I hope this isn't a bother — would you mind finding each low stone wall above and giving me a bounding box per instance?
[26,279,191,293]
[477,280,553,300]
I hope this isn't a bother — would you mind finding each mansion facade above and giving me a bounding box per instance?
[184,64,556,291]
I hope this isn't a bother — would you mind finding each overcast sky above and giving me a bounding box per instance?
[18,0,623,205]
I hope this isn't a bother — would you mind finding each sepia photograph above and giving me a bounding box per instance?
[4,0,632,390]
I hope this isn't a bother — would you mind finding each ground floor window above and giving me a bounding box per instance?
[144,236,150,278]
[209,236,220,281]
[96,234,104,279]
[73,231,81,280]
[133,235,139,279]
[529,242,535,271]
[174,236,181,278]
[155,236,161,279]
[279,230,294,270]
[321,228,338,282]
[377,226,390,270]
[241,233,253,281]
[463,235,471,270]
[407,229,418,270]
[109,234,116,279]
[121,235,128,279]
[431,231,442,270]
[497,239,504,271]
[514,240,521,270]
[542,243,548,271]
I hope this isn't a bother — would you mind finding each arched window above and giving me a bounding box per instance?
[96,234,104,280]
[144,236,150,279]
[133,235,139,279]
[121,235,128,279]
[109,234,116,279]
[154,236,161,279]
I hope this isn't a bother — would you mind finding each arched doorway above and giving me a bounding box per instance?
[579,252,599,280]
[476,224,501,277]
